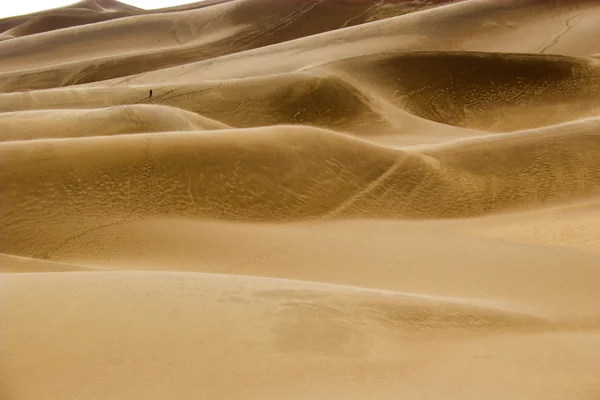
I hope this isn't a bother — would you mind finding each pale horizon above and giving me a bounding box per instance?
[0,0,203,18]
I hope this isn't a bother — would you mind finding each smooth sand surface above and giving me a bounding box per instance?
[1,0,599,399]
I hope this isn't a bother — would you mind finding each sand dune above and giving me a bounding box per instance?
[90,0,600,87]
[0,0,459,90]
[0,253,93,272]
[1,122,599,265]
[0,74,395,133]
[0,0,227,40]
[324,51,600,131]
[1,0,599,399]
[2,52,598,134]
[0,105,228,141]
[4,212,600,397]
[0,1,138,33]
[2,271,599,400]
[0,3,145,43]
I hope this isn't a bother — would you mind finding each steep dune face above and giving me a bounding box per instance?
[0,0,460,91]
[327,52,600,131]
[0,74,393,133]
[0,1,143,40]
[1,1,600,399]
[96,0,600,87]
[0,8,229,74]
[2,122,599,259]
[4,14,123,39]
[2,52,598,134]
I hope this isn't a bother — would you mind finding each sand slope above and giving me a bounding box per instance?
[2,271,600,400]
[89,0,600,86]
[2,52,599,134]
[0,105,228,141]
[0,0,460,90]
[1,0,599,399]
[0,0,226,40]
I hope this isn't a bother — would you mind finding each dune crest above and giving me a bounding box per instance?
[0,105,229,141]
[1,0,599,399]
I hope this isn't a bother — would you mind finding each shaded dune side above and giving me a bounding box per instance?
[0,0,131,32]
[0,105,229,141]
[0,127,396,258]
[142,73,392,133]
[0,0,235,40]
[0,3,238,75]
[0,74,391,135]
[325,51,600,132]
[216,0,460,53]
[2,52,598,134]
[99,0,600,89]
[1,123,599,258]
[0,0,462,91]
[0,1,143,39]
[2,12,135,39]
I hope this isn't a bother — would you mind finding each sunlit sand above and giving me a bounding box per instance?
[1,0,600,399]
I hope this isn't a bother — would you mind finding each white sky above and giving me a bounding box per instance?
[0,0,200,18]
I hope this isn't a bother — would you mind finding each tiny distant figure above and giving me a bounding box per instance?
[149,89,153,98]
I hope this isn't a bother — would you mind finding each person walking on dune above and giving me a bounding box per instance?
[149,89,153,98]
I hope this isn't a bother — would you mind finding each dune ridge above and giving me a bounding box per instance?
[0,0,462,88]
[87,0,600,88]
[0,253,93,272]
[2,271,600,399]
[2,51,598,135]
[0,0,222,39]
[1,0,599,399]
[1,122,599,261]
[0,105,229,141]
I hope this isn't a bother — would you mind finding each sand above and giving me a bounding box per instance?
[1,0,599,399]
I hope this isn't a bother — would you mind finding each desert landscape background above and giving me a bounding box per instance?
[1,0,600,398]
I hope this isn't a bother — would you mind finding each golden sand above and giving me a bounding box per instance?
[1,0,599,398]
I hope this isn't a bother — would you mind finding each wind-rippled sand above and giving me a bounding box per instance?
[1,0,600,399]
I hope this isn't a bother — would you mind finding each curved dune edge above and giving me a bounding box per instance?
[1,271,598,400]
[0,253,92,272]
[0,0,460,77]
[3,1,600,92]
[0,1,134,31]
[1,122,599,257]
[87,0,600,90]
[0,105,230,141]
[2,52,599,134]
[1,122,598,213]
[6,215,597,318]
[321,51,600,132]
[0,73,395,135]
[0,0,237,40]
[0,2,142,41]
[0,270,560,330]
[1,1,600,399]
[2,12,132,39]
